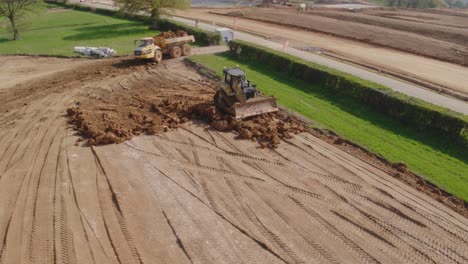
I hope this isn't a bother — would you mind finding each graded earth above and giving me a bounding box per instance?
[0,55,467,264]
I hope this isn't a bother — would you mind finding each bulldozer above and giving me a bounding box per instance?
[214,67,278,119]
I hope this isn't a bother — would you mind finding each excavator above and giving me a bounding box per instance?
[214,67,278,119]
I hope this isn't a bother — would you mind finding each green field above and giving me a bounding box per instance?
[191,53,468,200]
[0,3,157,56]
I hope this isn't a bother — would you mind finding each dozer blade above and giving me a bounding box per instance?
[233,97,278,119]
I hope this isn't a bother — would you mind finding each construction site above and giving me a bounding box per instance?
[1,0,468,263]
[0,51,466,263]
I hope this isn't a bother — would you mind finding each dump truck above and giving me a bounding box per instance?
[214,67,278,119]
[133,31,195,63]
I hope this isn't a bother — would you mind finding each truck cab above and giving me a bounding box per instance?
[133,37,160,60]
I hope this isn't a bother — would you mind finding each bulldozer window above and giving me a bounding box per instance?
[231,76,240,91]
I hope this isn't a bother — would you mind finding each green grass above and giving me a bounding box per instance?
[191,53,468,200]
[0,3,158,56]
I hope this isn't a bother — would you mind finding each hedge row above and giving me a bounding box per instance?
[229,40,468,143]
[45,1,220,46]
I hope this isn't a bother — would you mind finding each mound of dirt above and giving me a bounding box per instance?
[68,99,305,148]
[158,30,188,39]
[191,103,307,148]
[66,64,306,148]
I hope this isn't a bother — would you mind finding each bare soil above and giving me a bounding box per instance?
[217,7,468,66]
[1,55,467,264]
[0,55,93,91]
[66,59,306,148]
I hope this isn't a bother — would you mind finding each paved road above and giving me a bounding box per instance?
[171,16,468,115]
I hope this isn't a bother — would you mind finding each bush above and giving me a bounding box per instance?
[228,40,468,144]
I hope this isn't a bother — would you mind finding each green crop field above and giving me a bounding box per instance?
[0,3,157,56]
[191,53,468,201]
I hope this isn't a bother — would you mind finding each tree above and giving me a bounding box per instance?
[115,0,190,29]
[0,0,37,40]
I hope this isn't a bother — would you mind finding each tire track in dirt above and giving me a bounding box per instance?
[137,127,468,263]
[250,185,341,264]
[0,110,64,263]
[346,199,453,264]
[28,118,66,264]
[66,149,109,264]
[0,132,52,262]
[295,137,468,263]
[160,210,193,264]
[296,135,468,232]
[146,164,250,263]
[136,149,287,263]
[289,196,381,264]
[153,133,285,166]
[91,147,143,264]
[310,138,467,250]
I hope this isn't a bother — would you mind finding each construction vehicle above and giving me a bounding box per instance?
[133,32,195,63]
[214,67,278,119]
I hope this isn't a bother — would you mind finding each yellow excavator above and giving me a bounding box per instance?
[214,67,278,119]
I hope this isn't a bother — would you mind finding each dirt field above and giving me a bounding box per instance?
[0,56,93,91]
[0,55,468,263]
[217,7,468,66]
[178,7,468,95]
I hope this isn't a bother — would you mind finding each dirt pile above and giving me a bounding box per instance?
[67,95,197,145]
[68,98,306,148]
[158,30,188,39]
[66,63,306,148]
[191,103,306,148]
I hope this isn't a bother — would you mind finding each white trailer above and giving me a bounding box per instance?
[215,28,235,43]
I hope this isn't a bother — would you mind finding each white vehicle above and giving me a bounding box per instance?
[215,28,235,43]
[74,47,116,57]
[298,3,306,11]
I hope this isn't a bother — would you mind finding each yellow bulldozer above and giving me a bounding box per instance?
[214,67,278,119]
[133,31,195,63]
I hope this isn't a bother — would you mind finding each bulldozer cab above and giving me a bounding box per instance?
[224,68,246,95]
